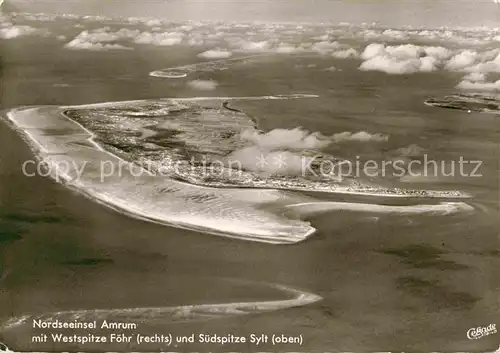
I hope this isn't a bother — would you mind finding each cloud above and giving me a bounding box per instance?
[228,36,332,55]
[422,46,452,60]
[198,48,232,59]
[360,56,429,74]
[359,43,450,74]
[144,19,163,27]
[187,80,219,90]
[225,127,331,176]
[445,49,500,73]
[395,144,425,157]
[239,40,270,52]
[226,127,388,177]
[188,36,204,46]
[361,43,386,60]
[359,42,500,76]
[65,38,132,50]
[17,13,58,22]
[133,31,184,46]
[331,48,359,59]
[65,28,135,50]
[462,72,486,82]
[64,27,186,50]
[380,29,410,40]
[240,127,331,150]
[362,29,410,41]
[311,40,341,54]
[463,52,500,74]
[456,62,500,90]
[275,43,305,54]
[240,128,388,150]
[0,25,47,39]
[456,79,500,91]
[445,50,479,71]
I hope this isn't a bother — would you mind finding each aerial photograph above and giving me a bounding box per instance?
[0,0,498,352]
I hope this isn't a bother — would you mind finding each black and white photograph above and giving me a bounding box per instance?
[0,0,499,352]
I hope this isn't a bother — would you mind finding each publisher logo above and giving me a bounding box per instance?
[467,324,497,340]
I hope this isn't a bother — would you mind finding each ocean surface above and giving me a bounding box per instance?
[0,11,499,353]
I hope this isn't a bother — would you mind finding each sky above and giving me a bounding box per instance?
[7,0,500,28]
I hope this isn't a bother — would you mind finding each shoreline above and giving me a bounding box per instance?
[3,105,317,244]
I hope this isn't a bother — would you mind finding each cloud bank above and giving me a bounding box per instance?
[198,49,233,59]
[357,42,500,78]
[359,43,451,74]
[0,19,49,39]
[187,80,219,90]
[457,78,500,91]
